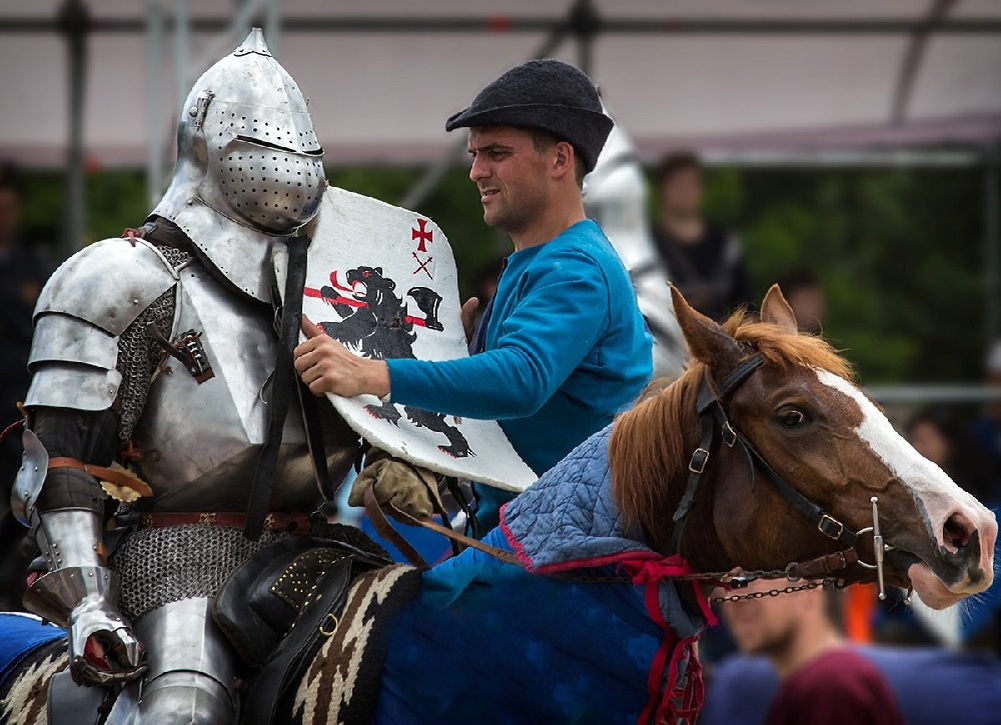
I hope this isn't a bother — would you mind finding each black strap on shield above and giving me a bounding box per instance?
[245,236,309,541]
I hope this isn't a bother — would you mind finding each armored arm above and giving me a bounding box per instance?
[13,237,178,685]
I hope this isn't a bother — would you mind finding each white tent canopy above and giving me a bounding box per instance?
[1,0,1000,170]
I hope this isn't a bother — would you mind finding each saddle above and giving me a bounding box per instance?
[211,533,391,725]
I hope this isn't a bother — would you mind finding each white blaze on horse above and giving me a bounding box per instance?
[1,285,995,725]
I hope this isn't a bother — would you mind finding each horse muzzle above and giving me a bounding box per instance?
[891,504,997,609]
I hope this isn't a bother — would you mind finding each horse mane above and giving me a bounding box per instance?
[608,309,854,552]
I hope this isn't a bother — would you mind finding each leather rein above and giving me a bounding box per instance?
[366,352,891,596]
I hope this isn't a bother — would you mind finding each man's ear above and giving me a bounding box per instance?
[552,141,574,180]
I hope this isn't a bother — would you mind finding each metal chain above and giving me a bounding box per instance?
[562,567,845,606]
[710,578,837,604]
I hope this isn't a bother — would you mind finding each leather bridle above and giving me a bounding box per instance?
[672,352,902,596]
[672,353,862,553]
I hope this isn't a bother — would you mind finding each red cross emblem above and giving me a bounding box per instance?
[412,218,434,252]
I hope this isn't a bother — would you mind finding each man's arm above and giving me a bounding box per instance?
[295,249,610,420]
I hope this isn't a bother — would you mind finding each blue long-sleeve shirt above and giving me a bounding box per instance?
[387,219,652,476]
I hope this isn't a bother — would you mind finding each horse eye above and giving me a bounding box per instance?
[779,410,806,427]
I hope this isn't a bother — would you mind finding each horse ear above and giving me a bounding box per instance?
[375,266,383,275]
[670,286,742,366]
[760,284,798,334]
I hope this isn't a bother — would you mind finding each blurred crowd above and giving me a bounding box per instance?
[0,163,50,611]
[1,151,1000,720]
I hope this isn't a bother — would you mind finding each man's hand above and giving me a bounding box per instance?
[349,448,442,520]
[461,296,479,345]
[293,316,391,398]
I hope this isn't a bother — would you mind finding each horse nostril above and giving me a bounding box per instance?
[943,512,975,553]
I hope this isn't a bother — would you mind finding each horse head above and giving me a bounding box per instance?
[610,285,996,609]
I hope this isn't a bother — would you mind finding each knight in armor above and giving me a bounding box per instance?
[10,30,366,723]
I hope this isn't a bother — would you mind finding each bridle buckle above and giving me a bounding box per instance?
[721,421,737,447]
[817,513,845,540]
[688,448,710,474]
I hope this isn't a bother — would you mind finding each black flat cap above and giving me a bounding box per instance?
[445,59,613,172]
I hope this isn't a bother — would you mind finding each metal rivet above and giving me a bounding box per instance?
[188,106,198,117]
[187,198,194,205]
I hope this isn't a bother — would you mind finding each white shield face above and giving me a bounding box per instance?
[276,186,536,493]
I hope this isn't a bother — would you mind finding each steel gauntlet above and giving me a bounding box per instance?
[24,510,146,686]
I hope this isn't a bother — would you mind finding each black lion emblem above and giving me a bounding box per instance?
[316,265,472,458]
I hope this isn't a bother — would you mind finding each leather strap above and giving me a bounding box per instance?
[246,236,309,541]
[363,485,521,569]
[737,433,861,548]
[297,380,335,501]
[786,548,860,580]
[363,488,430,569]
[671,355,766,550]
[47,457,153,498]
[363,487,860,587]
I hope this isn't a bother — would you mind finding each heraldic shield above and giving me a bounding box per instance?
[274,186,537,493]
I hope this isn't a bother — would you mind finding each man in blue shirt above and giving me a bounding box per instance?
[294,59,652,529]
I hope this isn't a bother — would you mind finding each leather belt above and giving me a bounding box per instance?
[137,511,313,533]
[48,457,153,498]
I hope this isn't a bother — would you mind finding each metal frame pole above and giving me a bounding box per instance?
[146,0,164,207]
[986,143,1000,344]
[265,0,281,59]
[58,0,89,256]
[174,0,189,120]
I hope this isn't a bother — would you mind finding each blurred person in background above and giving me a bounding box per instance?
[0,164,50,611]
[973,340,1001,503]
[650,151,752,322]
[907,408,995,505]
[707,581,903,725]
[904,408,1000,651]
[774,268,824,334]
[701,579,1001,725]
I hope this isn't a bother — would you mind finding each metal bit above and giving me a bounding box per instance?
[871,496,887,600]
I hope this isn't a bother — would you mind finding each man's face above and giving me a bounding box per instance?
[786,286,825,333]
[467,126,551,235]
[719,580,810,657]
[659,167,703,217]
[986,370,1001,420]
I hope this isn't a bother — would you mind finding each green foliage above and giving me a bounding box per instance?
[704,166,988,384]
[14,162,993,385]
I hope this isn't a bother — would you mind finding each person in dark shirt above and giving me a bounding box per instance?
[650,151,752,322]
[775,268,825,334]
[706,579,904,725]
[0,165,51,611]
[973,341,1001,505]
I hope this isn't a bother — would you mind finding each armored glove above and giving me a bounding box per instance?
[349,448,442,520]
[24,565,146,687]
[69,594,146,686]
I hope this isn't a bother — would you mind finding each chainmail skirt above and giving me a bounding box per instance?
[108,524,290,621]
[107,521,388,621]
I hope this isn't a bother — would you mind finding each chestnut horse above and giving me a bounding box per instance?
[1,286,996,725]
[612,285,995,609]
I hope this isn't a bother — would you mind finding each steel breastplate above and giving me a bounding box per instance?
[131,261,355,512]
